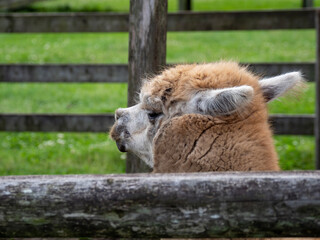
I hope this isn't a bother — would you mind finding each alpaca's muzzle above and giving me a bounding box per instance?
[115,141,127,152]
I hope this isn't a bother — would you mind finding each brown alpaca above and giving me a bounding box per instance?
[111,62,310,239]
[111,61,303,172]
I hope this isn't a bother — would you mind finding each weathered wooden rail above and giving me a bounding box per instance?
[0,64,129,83]
[0,10,315,32]
[0,171,319,238]
[0,62,315,82]
[0,113,315,135]
[1,1,320,171]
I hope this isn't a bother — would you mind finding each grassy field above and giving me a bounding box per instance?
[0,0,317,175]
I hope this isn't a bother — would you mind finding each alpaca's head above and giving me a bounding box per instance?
[110,62,303,167]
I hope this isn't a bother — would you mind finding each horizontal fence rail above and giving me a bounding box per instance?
[0,64,128,83]
[0,113,314,134]
[0,113,115,132]
[168,9,315,31]
[0,12,129,33]
[269,114,314,135]
[0,62,315,82]
[245,62,315,81]
[0,9,315,33]
[0,171,319,238]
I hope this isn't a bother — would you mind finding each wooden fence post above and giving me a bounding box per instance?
[179,0,192,11]
[127,0,168,173]
[316,9,320,169]
[302,0,314,8]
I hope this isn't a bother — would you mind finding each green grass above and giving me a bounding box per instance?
[168,31,315,63]
[0,83,128,113]
[0,33,129,63]
[0,132,126,175]
[275,136,315,170]
[0,0,317,175]
[0,30,316,63]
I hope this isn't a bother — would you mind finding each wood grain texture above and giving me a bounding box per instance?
[0,171,319,238]
[0,10,315,33]
[0,63,314,82]
[127,0,167,173]
[0,114,315,135]
[0,114,115,132]
[244,62,315,82]
[270,114,314,135]
[0,64,128,83]
[0,12,129,33]
[167,9,315,31]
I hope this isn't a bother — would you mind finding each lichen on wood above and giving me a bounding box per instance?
[0,171,319,238]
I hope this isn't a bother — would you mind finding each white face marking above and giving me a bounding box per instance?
[115,104,153,167]
[112,101,166,167]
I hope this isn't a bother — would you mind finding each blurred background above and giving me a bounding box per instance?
[0,0,318,175]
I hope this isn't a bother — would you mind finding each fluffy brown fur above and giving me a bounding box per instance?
[153,113,279,173]
[143,62,279,172]
[142,62,265,116]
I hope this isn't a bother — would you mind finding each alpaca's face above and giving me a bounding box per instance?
[110,62,303,168]
[110,101,162,167]
[110,93,172,167]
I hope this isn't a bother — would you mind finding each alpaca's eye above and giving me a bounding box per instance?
[148,112,162,122]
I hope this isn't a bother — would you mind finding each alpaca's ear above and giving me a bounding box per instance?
[259,72,304,102]
[189,85,254,116]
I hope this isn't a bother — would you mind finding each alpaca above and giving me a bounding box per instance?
[110,61,303,172]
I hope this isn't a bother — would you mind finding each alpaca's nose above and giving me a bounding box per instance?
[115,108,126,121]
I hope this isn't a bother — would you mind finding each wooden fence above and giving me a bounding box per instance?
[0,171,320,238]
